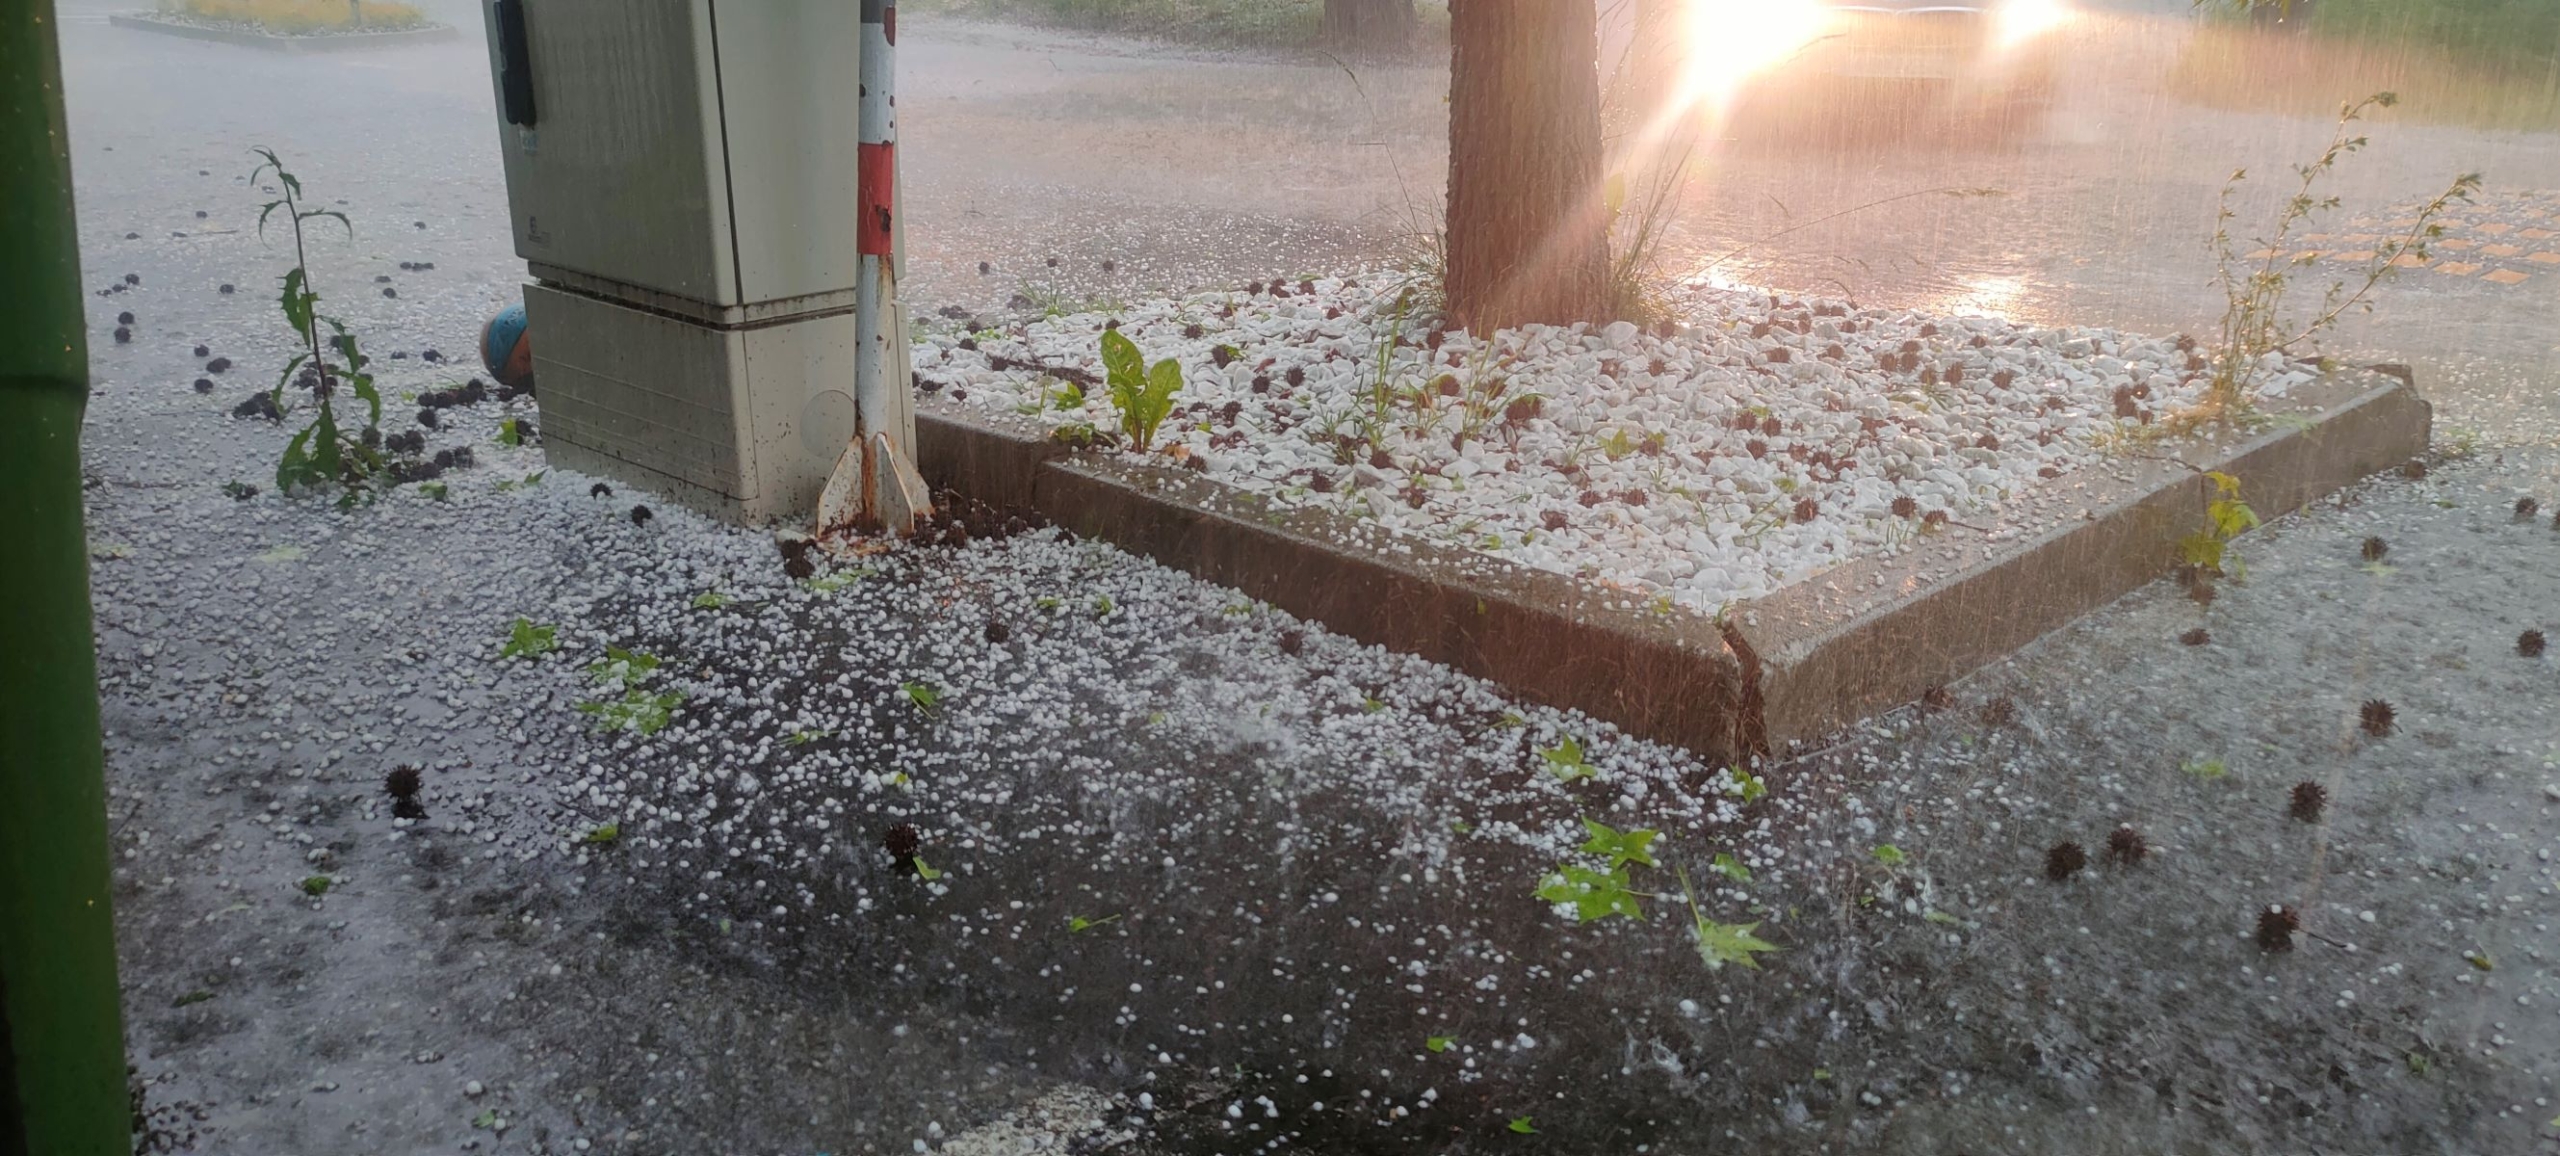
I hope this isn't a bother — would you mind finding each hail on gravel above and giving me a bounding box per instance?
[916,273,2256,617]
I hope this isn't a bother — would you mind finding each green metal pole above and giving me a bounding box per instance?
[0,3,130,1155]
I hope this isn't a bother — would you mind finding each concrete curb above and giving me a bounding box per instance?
[1731,374,2429,745]
[915,371,2429,762]
[108,13,459,51]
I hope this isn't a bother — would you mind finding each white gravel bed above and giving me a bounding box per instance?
[918,274,2327,612]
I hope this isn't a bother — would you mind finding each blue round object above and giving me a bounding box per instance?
[481,302,530,384]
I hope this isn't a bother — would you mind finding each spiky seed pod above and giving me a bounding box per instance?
[629,505,654,527]
[1277,629,1305,657]
[984,620,1011,644]
[1978,696,2017,729]
[392,797,427,821]
[1920,686,1954,713]
[383,765,422,800]
[2189,577,2217,608]
[2359,699,2396,738]
[2522,630,2548,658]
[882,824,920,860]
[2106,825,2149,866]
[2045,841,2087,881]
[2181,628,2211,647]
[2360,536,2388,563]
[2517,496,2541,519]
[2256,905,2300,952]
[2288,780,2327,823]
[590,482,613,498]
[1891,495,1918,519]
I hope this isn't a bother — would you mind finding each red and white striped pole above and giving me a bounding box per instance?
[843,0,928,535]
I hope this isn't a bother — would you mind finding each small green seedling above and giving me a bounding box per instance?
[691,591,731,609]
[2182,757,2231,782]
[582,822,621,846]
[493,470,545,492]
[902,681,942,712]
[584,646,661,690]
[804,567,875,595]
[2179,471,2261,577]
[1361,696,1386,714]
[1871,845,1907,867]
[1092,594,1115,618]
[172,990,214,1008]
[498,617,557,659]
[472,1109,499,1130]
[1427,1036,1454,1053]
[1099,328,1183,452]
[1729,768,1767,803]
[787,729,829,746]
[496,418,524,447]
[1508,1117,1537,1135]
[1539,735,1595,782]
[300,876,332,896]
[1711,852,1752,883]
[1067,914,1121,933]
[913,856,944,881]
[1036,595,1063,612]
[419,481,449,502]
[576,690,682,735]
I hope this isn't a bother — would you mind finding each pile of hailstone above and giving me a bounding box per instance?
[915,274,2290,613]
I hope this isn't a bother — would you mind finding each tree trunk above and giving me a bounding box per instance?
[1444,0,1612,334]
[1321,0,1418,53]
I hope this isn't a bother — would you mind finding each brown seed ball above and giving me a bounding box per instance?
[2045,841,2087,881]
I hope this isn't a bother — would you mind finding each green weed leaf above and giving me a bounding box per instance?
[1535,863,1644,922]
[498,618,558,659]
[1577,819,1659,869]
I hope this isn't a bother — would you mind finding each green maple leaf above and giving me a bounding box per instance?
[498,617,557,659]
[1577,819,1658,869]
[1693,915,1782,971]
[1535,863,1643,922]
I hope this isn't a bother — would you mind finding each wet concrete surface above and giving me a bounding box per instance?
[53,2,2560,1153]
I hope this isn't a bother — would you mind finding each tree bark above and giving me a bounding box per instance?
[1444,0,1612,334]
[1321,0,1418,52]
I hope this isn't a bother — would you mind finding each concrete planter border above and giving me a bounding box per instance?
[916,371,2429,763]
[109,13,459,51]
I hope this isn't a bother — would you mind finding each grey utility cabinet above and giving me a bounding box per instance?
[482,0,906,521]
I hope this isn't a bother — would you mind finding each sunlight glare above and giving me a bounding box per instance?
[1678,0,1833,112]
[1995,0,2073,52]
